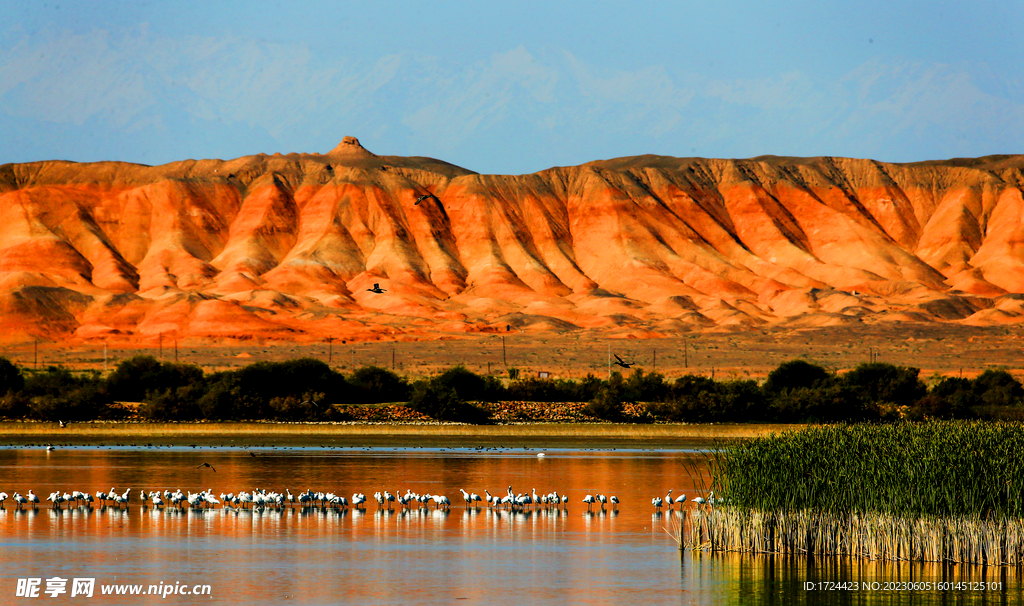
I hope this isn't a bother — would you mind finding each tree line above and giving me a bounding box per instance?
[0,355,1021,424]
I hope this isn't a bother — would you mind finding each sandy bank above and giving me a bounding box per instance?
[0,421,802,449]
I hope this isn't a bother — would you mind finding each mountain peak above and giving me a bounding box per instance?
[327,136,376,158]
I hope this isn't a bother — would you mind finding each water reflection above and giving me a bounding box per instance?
[3,447,1022,605]
[685,553,1022,605]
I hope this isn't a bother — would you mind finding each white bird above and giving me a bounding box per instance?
[0,492,7,507]
[537,452,545,457]
[652,497,663,510]
[352,493,366,509]
[597,494,608,509]
[610,495,619,509]
[673,494,687,509]
[692,495,706,507]
[460,489,472,508]
[27,490,39,505]
[582,494,595,510]
[14,493,28,508]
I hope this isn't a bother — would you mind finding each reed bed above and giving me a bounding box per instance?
[683,507,1024,565]
[684,422,1024,565]
[708,421,1024,518]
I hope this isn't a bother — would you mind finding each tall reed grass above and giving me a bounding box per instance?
[707,421,1024,518]
[684,422,1024,564]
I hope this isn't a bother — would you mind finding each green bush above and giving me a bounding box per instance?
[972,369,1024,407]
[348,366,410,403]
[763,360,833,395]
[841,362,926,407]
[139,385,205,421]
[407,380,490,423]
[652,378,765,422]
[106,356,204,402]
[623,369,668,402]
[432,366,504,402]
[0,391,29,418]
[768,383,870,423]
[0,356,24,394]
[583,372,626,421]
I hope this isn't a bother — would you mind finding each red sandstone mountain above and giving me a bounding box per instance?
[1,136,1023,344]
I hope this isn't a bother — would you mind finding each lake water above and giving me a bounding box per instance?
[1,446,1020,604]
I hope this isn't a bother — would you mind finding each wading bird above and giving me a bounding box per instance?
[197,463,217,472]
[367,283,386,294]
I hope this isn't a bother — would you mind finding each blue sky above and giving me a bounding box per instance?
[1,1,1021,174]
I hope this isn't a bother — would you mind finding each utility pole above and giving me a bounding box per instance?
[653,349,656,370]
[607,342,611,379]
[326,336,334,363]
[34,338,37,370]
[392,346,395,371]
[351,348,355,369]
[103,341,108,373]
[174,338,178,362]
[684,340,688,369]
[159,333,163,359]
[502,336,507,366]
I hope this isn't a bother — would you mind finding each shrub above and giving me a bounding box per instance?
[407,380,490,423]
[584,372,626,421]
[139,385,204,421]
[106,356,204,402]
[842,363,926,407]
[763,360,833,395]
[652,378,766,422]
[268,391,345,421]
[623,369,669,402]
[433,366,504,402]
[0,356,24,394]
[348,366,411,403]
[768,383,871,423]
[972,370,1024,407]
[0,391,29,418]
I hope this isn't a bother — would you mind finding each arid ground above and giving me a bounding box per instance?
[6,323,1023,383]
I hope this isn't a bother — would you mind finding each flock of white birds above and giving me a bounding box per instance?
[0,486,724,512]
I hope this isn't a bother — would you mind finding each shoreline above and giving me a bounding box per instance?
[0,421,802,449]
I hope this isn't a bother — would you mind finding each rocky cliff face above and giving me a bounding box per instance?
[2,137,1023,343]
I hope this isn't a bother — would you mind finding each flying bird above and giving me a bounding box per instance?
[196,462,217,472]
[58,420,67,428]
[415,194,431,205]
[367,283,386,294]
[613,354,635,369]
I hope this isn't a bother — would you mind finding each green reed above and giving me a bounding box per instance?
[706,421,1024,519]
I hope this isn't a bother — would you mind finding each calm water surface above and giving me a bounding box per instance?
[0,446,1019,605]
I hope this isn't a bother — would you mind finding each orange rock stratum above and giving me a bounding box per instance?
[2,137,1024,344]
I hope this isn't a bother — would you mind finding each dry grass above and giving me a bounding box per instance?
[6,324,1024,383]
[681,507,1024,565]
